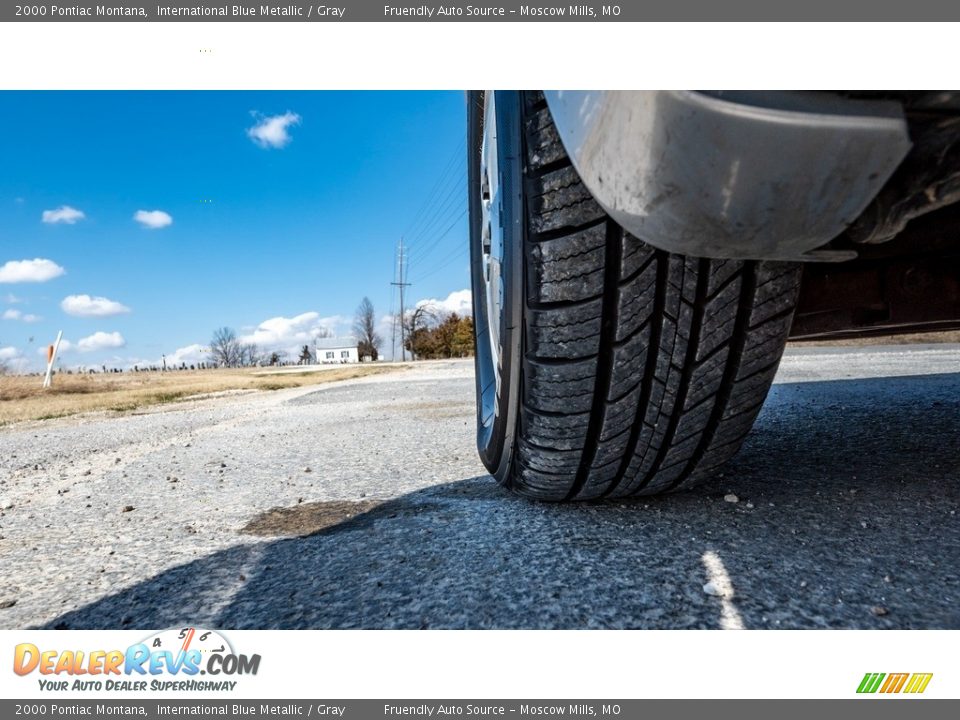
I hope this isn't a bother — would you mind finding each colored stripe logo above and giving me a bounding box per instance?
[857,672,933,694]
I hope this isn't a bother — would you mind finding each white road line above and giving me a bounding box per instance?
[702,550,745,630]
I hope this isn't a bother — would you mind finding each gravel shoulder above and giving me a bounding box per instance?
[0,351,957,629]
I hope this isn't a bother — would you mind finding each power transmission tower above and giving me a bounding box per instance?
[391,238,411,361]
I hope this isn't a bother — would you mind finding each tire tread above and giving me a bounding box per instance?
[509,91,801,501]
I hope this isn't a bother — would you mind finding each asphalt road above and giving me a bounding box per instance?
[1,347,958,629]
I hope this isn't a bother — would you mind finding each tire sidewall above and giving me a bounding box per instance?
[469,90,525,483]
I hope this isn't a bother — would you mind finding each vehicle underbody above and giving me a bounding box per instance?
[545,90,960,342]
[794,91,960,340]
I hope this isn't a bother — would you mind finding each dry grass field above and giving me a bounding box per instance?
[2,329,956,427]
[0,365,400,426]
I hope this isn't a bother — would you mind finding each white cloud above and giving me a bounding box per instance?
[0,345,30,373]
[416,288,472,317]
[134,209,173,229]
[247,111,301,149]
[164,344,210,367]
[77,331,126,352]
[240,311,347,353]
[0,258,66,283]
[3,293,23,304]
[42,205,85,224]
[1,309,41,323]
[61,294,131,317]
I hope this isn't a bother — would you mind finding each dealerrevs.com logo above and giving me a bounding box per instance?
[13,627,260,692]
[857,673,933,695]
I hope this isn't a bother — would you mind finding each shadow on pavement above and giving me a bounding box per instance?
[43,372,960,629]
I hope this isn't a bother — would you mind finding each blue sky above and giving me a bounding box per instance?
[0,91,469,371]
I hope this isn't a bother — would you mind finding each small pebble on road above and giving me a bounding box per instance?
[703,581,723,597]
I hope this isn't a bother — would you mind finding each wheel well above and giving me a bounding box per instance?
[791,202,960,340]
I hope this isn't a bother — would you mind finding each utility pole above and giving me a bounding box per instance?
[391,237,411,361]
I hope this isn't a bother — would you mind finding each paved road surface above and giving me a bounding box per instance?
[1,347,958,629]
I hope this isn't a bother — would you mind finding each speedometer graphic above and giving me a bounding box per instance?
[141,627,234,658]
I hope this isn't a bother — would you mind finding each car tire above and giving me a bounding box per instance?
[470,90,803,501]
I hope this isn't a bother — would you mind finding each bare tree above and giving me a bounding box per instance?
[353,296,382,361]
[210,327,242,367]
[299,344,313,364]
[0,358,9,376]
[315,327,334,339]
[404,303,438,360]
[239,343,262,367]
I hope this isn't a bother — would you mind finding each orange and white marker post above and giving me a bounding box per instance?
[42,330,63,389]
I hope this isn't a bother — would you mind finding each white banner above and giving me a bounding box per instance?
[2,629,955,699]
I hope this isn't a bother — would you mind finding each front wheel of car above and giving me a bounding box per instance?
[469,90,802,501]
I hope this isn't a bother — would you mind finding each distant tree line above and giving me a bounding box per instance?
[2,297,473,376]
[206,296,386,368]
[2,294,476,377]
[208,326,293,368]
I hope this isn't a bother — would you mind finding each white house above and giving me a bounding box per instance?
[315,337,359,364]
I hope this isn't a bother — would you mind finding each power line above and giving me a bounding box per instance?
[406,191,466,267]
[413,245,468,284]
[408,208,469,281]
[407,193,466,263]
[404,145,466,251]
[402,141,461,240]
[406,165,466,257]
[401,138,466,241]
